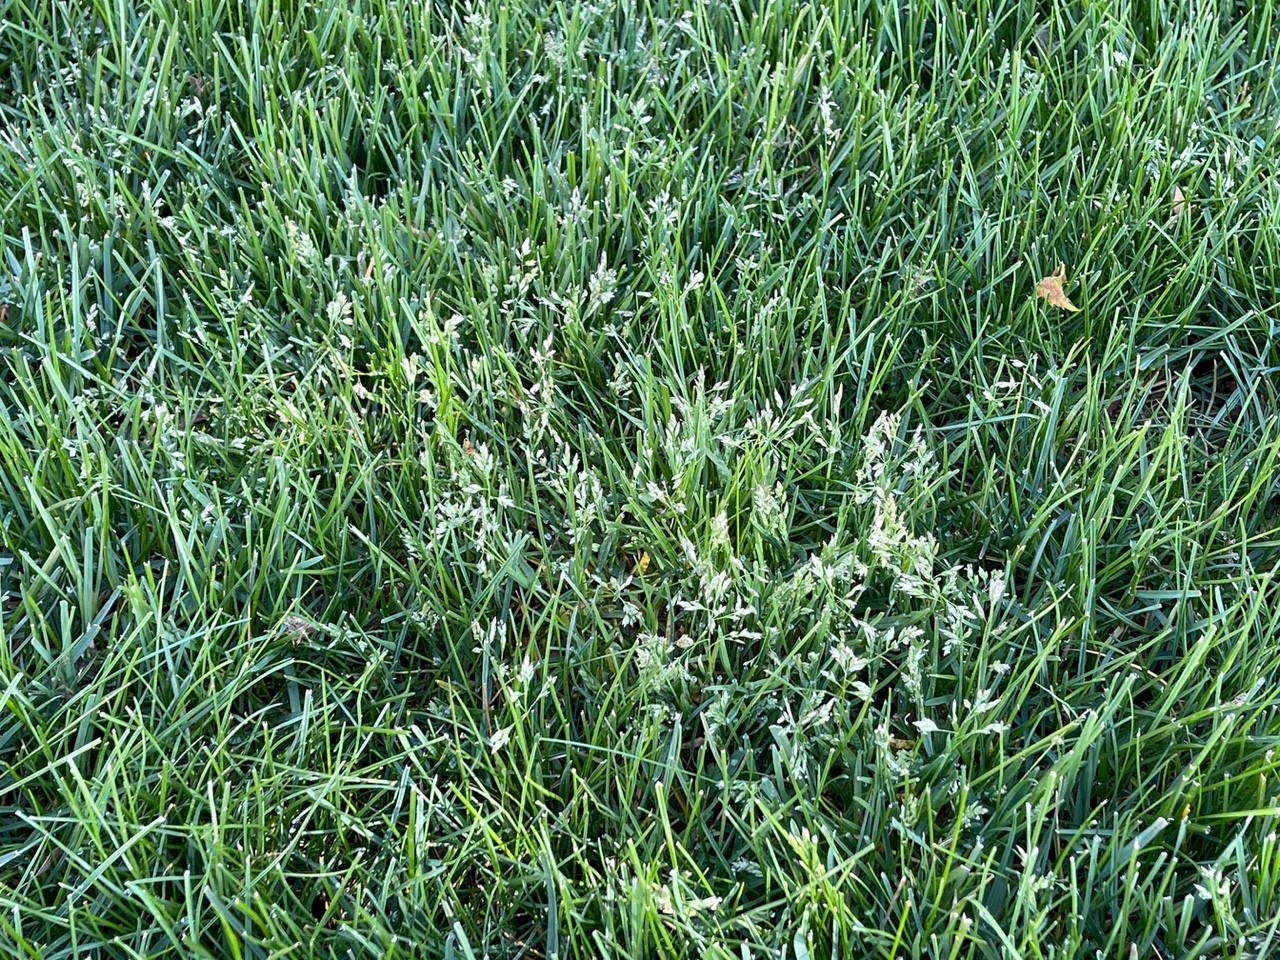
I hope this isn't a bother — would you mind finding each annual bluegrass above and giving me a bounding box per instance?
[2,0,1280,957]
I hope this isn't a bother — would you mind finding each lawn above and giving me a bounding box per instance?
[2,0,1280,957]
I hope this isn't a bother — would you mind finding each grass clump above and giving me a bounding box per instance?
[2,0,1280,957]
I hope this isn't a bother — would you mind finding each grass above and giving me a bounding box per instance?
[2,0,1280,956]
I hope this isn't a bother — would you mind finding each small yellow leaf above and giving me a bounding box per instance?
[888,736,915,751]
[1182,803,1192,821]
[1035,263,1081,312]
[634,551,651,576]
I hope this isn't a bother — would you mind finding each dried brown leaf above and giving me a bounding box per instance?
[1035,263,1080,312]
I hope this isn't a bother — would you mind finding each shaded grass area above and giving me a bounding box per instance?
[2,0,1280,956]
